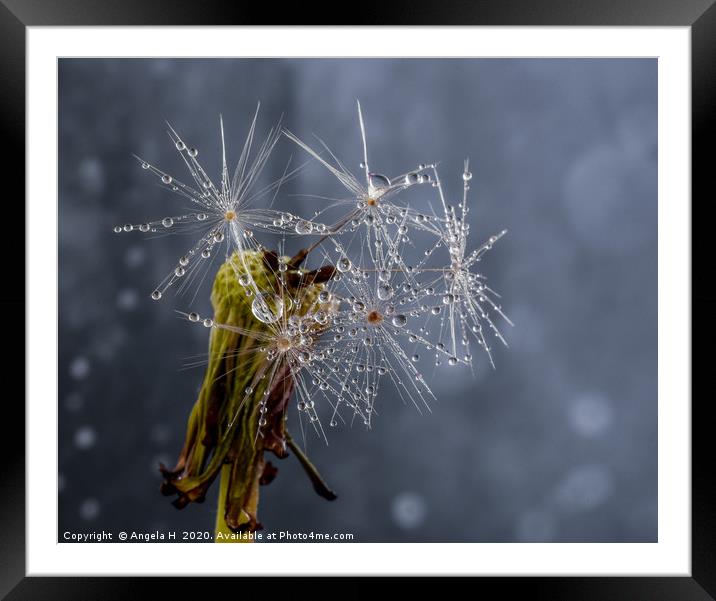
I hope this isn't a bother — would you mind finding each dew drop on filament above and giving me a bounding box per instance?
[295,220,313,234]
[391,314,407,327]
[251,293,284,324]
[368,173,391,190]
[377,284,394,301]
[404,173,420,186]
[337,257,352,273]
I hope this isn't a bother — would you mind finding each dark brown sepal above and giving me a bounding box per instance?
[259,461,278,486]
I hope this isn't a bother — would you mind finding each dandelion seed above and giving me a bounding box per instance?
[115,104,323,303]
[283,101,444,277]
[314,228,462,425]
[431,160,513,367]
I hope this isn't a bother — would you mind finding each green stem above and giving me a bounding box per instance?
[214,464,234,542]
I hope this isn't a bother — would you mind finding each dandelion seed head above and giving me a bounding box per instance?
[124,104,511,464]
[366,309,383,325]
[276,336,292,352]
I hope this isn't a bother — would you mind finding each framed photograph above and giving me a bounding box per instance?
[6,0,709,597]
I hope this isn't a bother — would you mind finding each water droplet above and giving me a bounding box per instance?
[337,257,352,273]
[297,401,306,411]
[203,318,213,328]
[377,284,394,301]
[359,161,366,169]
[404,173,420,185]
[174,266,185,277]
[318,290,331,303]
[187,148,198,158]
[214,231,224,243]
[442,293,455,305]
[175,140,185,151]
[197,213,207,221]
[368,173,391,190]
[251,293,283,324]
[123,224,133,232]
[463,171,473,182]
[238,274,251,286]
[151,290,162,300]
[113,226,122,233]
[295,220,313,234]
[411,354,420,362]
[188,312,200,322]
[201,249,211,259]
[139,223,150,232]
[162,217,174,228]
[378,270,391,282]
[141,162,149,169]
[448,356,458,366]
[161,175,172,184]
[391,314,407,327]
[431,306,441,315]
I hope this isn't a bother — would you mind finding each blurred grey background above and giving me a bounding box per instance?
[58,58,657,542]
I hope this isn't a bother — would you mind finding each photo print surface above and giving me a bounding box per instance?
[58,57,657,543]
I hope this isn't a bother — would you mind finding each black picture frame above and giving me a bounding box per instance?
[3,0,710,597]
